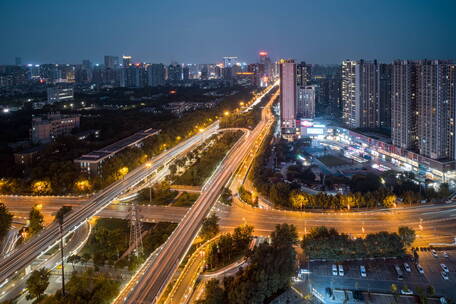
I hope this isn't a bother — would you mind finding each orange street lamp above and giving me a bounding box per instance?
[224,111,230,117]
[118,167,129,176]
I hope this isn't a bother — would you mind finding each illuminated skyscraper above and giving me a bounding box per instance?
[341,60,380,128]
[122,55,132,67]
[259,51,272,81]
[279,59,297,139]
[297,85,316,119]
[415,60,456,159]
[296,61,311,86]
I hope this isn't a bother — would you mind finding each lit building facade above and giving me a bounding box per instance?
[297,85,316,119]
[47,85,74,104]
[279,59,297,138]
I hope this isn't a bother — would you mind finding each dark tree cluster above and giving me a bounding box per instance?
[238,186,257,207]
[198,224,298,304]
[301,226,415,260]
[206,225,253,270]
[83,218,130,266]
[39,268,120,304]
[0,203,13,241]
[200,213,220,241]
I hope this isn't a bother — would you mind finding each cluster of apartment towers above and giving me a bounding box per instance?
[280,59,456,162]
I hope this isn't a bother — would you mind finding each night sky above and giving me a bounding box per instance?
[1,0,455,65]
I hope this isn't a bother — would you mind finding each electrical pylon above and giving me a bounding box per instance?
[128,201,143,257]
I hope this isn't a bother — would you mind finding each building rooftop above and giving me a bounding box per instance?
[75,128,160,163]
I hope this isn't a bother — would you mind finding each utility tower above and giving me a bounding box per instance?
[128,201,143,256]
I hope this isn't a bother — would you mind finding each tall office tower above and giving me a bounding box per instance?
[279,59,297,139]
[259,51,272,79]
[379,64,392,129]
[183,66,190,81]
[415,60,456,160]
[296,61,311,86]
[341,60,380,128]
[147,64,165,87]
[200,65,209,80]
[82,60,92,69]
[104,56,119,69]
[167,64,182,81]
[27,64,41,80]
[391,60,417,150]
[122,55,132,67]
[15,57,22,66]
[121,65,145,88]
[297,85,316,119]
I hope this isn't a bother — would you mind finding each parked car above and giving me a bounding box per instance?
[338,264,344,276]
[441,264,449,273]
[332,264,338,276]
[359,265,367,277]
[441,271,449,280]
[401,288,414,295]
[432,249,438,257]
[443,251,449,258]
[404,263,411,272]
[416,264,425,274]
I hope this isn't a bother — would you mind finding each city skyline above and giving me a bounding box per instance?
[1,0,456,65]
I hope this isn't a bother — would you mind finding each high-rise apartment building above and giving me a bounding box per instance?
[167,64,182,81]
[379,63,392,129]
[391,60,456,160]
[391,60,417,150]
[416,60,456,160]
[104,56,119,69]
[279,59,297,138]
[297,85,316,119]
[297,62,311,86]
[147,64,165,87]
[341,60,380,129]
[183,66,190,81]
[122,55,132,67]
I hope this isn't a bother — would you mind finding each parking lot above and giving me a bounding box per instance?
[303,249,456,302]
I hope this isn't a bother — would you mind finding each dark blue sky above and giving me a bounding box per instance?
[1,0,455,65]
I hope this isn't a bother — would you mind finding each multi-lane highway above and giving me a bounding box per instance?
[0,122,219,287]
[123,87,278,303]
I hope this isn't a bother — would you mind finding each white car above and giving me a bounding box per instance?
[401,288,413,295]
[441,264,449,273]
[338,264,344,276]
[441,297,448,304]
[443,251,449,258]
[416,264,425,274]
[441,271,449,280]
[432,249,438,258]
[404,263,411,272]
[332,264,338,276]
[360,265,367,277]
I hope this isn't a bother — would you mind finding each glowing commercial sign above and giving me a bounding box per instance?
[307,128,324,135]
